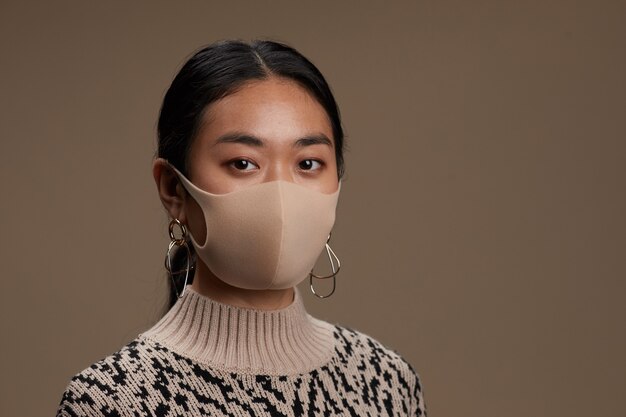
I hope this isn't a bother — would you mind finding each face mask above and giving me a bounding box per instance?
[166,161,341,290]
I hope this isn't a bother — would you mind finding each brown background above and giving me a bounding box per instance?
[1,1,624,416]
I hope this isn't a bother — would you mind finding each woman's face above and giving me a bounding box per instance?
[181,76,339,243]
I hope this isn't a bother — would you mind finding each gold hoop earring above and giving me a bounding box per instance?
[164,218,195,298]
[309,232,341,298]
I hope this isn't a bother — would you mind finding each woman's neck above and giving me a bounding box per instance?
[190,259,295,310]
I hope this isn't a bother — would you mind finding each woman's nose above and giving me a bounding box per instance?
[264,163,294,183]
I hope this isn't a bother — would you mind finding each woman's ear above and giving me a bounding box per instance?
[152,158,188,223]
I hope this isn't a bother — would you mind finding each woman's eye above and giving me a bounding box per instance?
[230,159,258,171]
[299,159,322,171]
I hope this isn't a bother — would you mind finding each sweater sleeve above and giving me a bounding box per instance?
[55,378,114,417]
[399,357,427,417]
[409,369,427,417]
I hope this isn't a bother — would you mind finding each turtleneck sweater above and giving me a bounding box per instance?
[140,285,335,376]
[56,286,427,416]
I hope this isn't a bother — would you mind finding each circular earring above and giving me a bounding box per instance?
[164,218,195,298]
[309,232,341,298]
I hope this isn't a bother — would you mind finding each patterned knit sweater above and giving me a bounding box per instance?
[56,286,427,416]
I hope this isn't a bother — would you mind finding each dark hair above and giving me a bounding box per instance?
[155,39,346,313]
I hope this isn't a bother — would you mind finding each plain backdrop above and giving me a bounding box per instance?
[1,1,624,416]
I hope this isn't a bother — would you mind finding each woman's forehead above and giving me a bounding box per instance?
[197,78,334,147]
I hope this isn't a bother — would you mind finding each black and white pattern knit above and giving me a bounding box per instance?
[56,286,426,416]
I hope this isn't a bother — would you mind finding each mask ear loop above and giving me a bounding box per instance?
[309,232,341,298]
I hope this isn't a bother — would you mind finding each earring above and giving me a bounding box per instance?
[309,232,341,298]
[164,218,195,298]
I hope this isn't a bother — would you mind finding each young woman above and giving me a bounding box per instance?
[56,39,427,417]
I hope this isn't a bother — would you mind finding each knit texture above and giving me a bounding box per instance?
[56,286,427,416]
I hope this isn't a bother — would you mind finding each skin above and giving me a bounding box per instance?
[153,76,339,310]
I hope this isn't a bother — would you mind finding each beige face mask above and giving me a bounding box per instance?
[166,161,341,290]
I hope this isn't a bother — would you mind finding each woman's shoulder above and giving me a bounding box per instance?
[330,323,424,387]
[326,322,427,415]
[330,321,423,377]
[56,336,164,417]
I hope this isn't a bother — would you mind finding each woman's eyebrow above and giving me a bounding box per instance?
[294,134,332,148]
[213,133,264,147]
[212,132,332,148]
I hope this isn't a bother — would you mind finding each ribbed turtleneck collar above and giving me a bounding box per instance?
[138,285,335,376]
